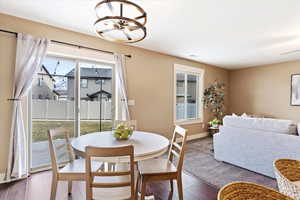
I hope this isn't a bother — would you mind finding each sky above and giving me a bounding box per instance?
[42,56,75,76]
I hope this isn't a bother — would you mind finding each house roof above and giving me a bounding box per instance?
[87,90,112,98]
[66,68,112,79]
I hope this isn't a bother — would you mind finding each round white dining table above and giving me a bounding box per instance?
[71,131,170,161]
[71,131,169,200]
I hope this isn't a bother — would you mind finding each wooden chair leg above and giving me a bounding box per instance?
[68,181,72,195]
[170,180,174,192]
[177,175,183,200]
[135,174,140,200]
[140,177,147,200]
[50,176,58,200]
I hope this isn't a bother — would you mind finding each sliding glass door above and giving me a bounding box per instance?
[30,55,114,170]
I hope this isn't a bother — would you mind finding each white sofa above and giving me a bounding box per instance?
[214,115,300,178]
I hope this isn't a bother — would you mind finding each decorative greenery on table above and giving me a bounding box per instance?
[203,80,225,120]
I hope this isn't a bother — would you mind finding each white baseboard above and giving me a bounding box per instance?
[0,173,5,183]
[176,132,209,142]
[187,132,209,141]
[0,173,29,184]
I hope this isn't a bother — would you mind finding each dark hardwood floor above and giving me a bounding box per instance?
[0,170,218,200]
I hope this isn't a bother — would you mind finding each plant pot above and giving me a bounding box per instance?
[212,124,219,128]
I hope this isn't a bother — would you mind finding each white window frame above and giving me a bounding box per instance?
[174,64,204,125]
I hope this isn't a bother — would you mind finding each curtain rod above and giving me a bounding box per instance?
[0,28,132,58]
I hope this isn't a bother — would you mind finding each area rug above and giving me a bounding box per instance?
[183,137,277,189]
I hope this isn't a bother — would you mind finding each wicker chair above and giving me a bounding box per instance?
[218,182,293,200]
[274,159,300,199]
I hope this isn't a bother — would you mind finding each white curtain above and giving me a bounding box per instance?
[114,54,130,120]
[6,33,49,180]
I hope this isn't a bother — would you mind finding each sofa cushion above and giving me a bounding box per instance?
[223,115,297,135]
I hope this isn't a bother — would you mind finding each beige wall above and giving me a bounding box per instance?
[229,61,300,121]
[0,14,229,173]
[0,31,16,174]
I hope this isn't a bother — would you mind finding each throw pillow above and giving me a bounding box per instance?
[241,113,249,118]
[232,113,238,117]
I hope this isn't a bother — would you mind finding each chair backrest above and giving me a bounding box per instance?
[167,125,188,172]
[48,127,75,174]
[114,120,137,130]
[85,145,135,200]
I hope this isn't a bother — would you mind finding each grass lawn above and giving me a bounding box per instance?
[32,120,112,142]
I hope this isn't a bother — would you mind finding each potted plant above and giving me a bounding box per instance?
[208,118,221,128]
[203,80,225,123]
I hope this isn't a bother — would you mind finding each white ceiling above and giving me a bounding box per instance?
[1,0,300,69]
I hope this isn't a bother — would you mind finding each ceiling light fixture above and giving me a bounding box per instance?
[94,0,147,43]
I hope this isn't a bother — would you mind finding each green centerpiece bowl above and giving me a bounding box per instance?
[113,124,134,140]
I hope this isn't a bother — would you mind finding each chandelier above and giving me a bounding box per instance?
[94,0,147,43]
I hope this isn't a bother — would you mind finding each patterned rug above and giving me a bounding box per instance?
[183,137,277,189]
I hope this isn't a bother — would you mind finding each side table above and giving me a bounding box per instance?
[208,126,220,152]
[208,126,219,136]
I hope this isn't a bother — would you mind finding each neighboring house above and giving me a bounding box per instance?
[65,68,112,101]
[32,65,58,100]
